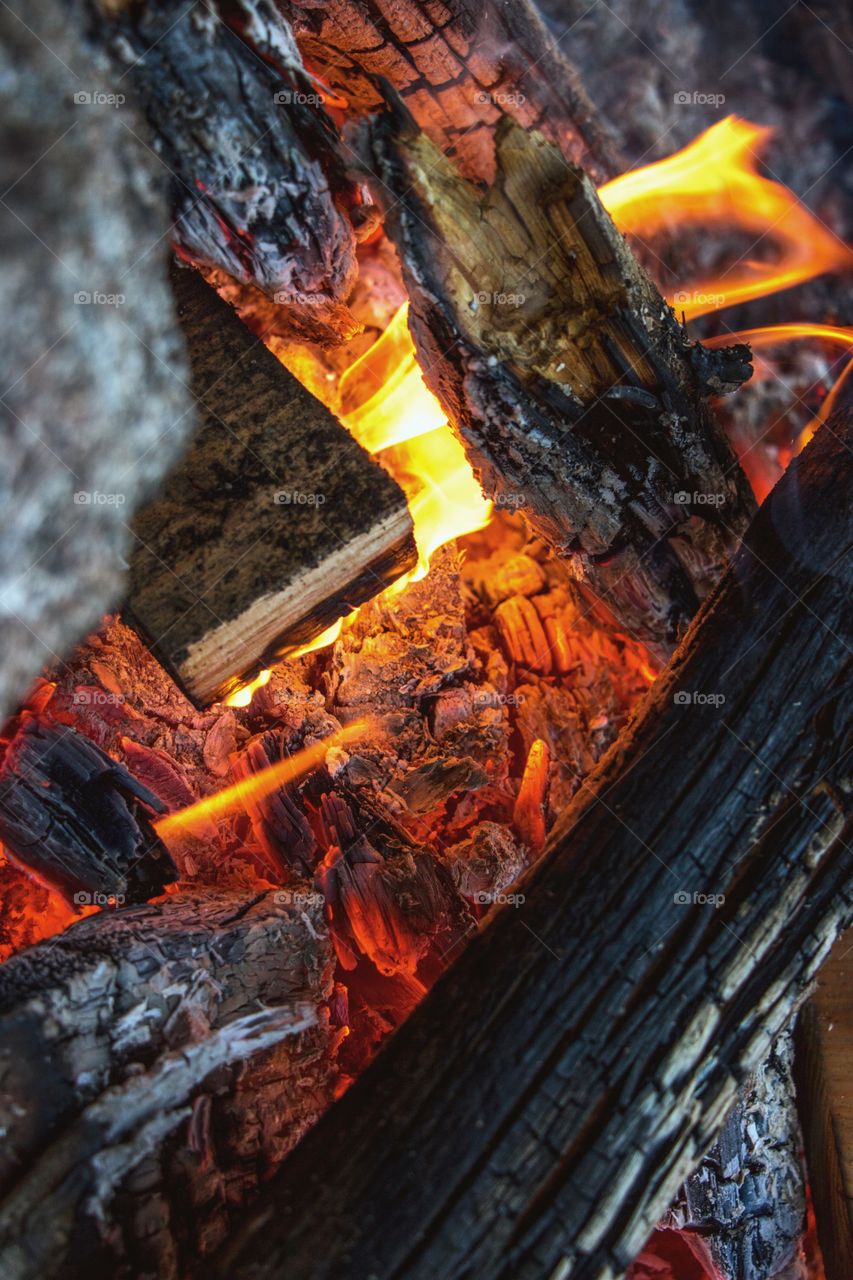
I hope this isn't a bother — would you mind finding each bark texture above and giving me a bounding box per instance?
[216,414,852,1280]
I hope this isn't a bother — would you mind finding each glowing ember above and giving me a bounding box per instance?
[156,719,370,838]
[339,303,492,585]
[599,116,853,318]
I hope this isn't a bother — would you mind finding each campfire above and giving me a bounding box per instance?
[0,2,850,1279]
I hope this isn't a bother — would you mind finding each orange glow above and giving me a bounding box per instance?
[155,719,370,837]
[226,668,271,708]
[599,117,853,319]
[339,303,492,585]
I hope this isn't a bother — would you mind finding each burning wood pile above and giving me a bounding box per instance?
[0,1,850,1279]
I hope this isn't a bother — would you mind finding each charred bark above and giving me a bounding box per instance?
[0,713,176,906]
[216,415,852,1280]
[0,888,337,1280]
[124,264,417,708]
[359,104,757,660]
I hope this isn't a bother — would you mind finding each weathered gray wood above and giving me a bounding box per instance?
[359,105,756,660]
[0,888,336,1280]
[124,264,417,707]
[216,415,852,1280]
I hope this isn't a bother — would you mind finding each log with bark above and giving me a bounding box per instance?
[358,103,757,660]
[216,413,852,1280]
[279,0,617,183]
[124,263,417,707]
[0,888,338,1280]
[91,0,365,343]
[794,927,853,1280]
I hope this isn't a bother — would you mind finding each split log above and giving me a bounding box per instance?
[794,927,853,1280]
[92,0,363,343]
[668,1031,807,1280]
[280,0,617,183]
[0,888,337,1280]
[0,0,192,723]
[0,713,176,905]
[359,105,757,659]
[216,415,852,1280]
[124,264,417,707]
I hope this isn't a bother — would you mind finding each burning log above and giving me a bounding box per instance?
[92,0,363,343]
[668,1031,808,1280]
[0,713,176,906]
[359,105,757,659]
[215,415,852,1280]
[124,264,417,707]
[0,888,337,1280]
[279,0,616,183]
[795,928,853,1280]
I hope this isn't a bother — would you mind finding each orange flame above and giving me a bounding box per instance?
[339,303,492,585]
[155,719,370,837]
[599,116,853,318]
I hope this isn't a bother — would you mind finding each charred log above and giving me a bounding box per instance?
[280,0,617,183]
[91,0,363,343]
[0,888,337,1280]
[0,713,176,906]
[359,105,757,660]
[124,264,417,707]
[216,415,852,1280]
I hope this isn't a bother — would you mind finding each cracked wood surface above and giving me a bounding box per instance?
[216,414,852,1280]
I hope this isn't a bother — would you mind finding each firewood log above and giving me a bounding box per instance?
[91,0,363,343]
[358,102,757,659]
[215,413,852,1280]
[279,0,617,183]
[794,927,853,1280]
[124,264,417,707]
[0,888,337,1280]
[0,714,176,906]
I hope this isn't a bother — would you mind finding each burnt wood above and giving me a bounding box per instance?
[0,888,336,1280]
[124,264,417,707]
[93,0,362,343]
[0,713,176,906]
[359,105,757,660]
[280,0,617,183]
[794,927,853,1280]
[216,415,852,1280]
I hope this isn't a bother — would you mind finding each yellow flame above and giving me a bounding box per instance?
[599,116,853,319]
[339,303,492,585]
[156,719,370,837]
[226,668,272,707]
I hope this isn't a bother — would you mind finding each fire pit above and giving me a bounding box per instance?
[0,2,850,1279]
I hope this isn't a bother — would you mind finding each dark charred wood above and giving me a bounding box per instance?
[92,0,362,344]
[280,0,617,183]
[0,888,337,1280]
[668,1031,808,1280]
[0,713,176,906]
[794,927,853,1280]
[124,264,417,707]
[215,415,852,1280]
[359,105,757,660]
